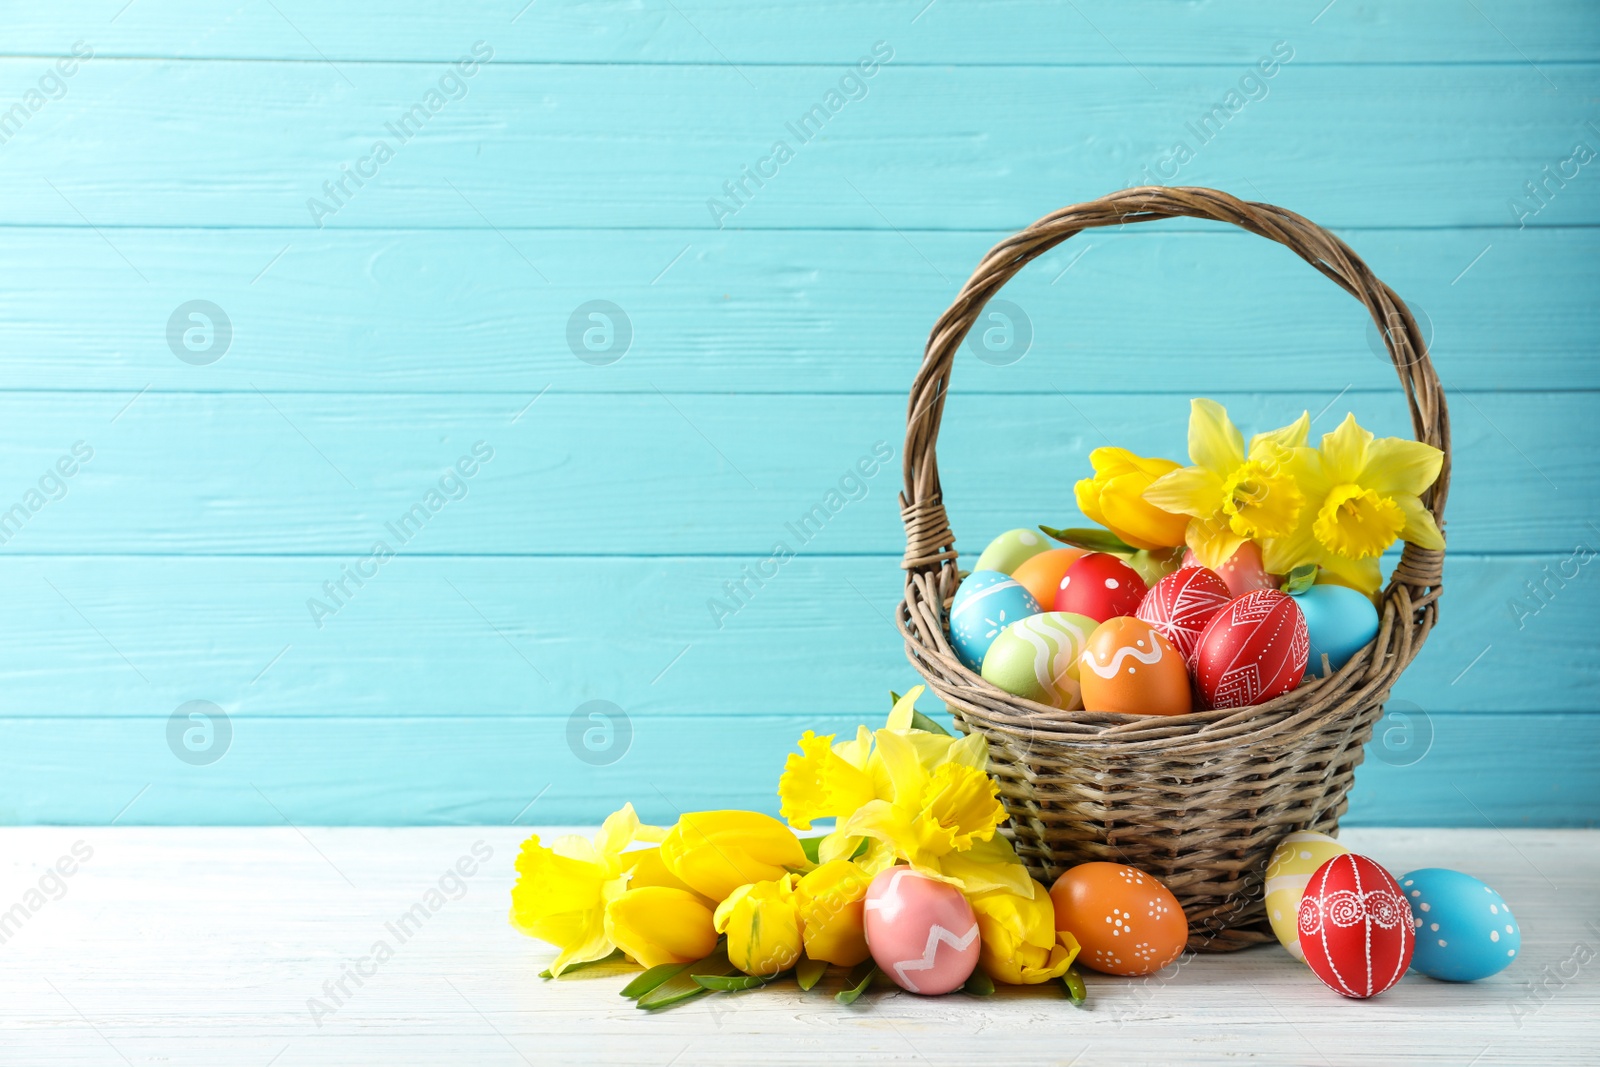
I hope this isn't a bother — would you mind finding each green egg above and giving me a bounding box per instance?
[973,528,1050,576]
[980,612,1099,709]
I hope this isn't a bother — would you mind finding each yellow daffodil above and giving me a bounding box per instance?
[1143,399,1311,569]
[659,810,810,901]
[778,726,876,831]
[1261,413,1445,595]
[508,803,666,975]
[1075,447,1189,550]
[971,881,1082,984]
[714,874,804,976]
[604,886,718,969]
[832,728,1033,898]
[795,860,873,966]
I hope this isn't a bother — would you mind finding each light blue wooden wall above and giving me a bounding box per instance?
[1,2,1595,827]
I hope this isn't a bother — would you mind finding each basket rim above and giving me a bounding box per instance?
[897,186,1449,735]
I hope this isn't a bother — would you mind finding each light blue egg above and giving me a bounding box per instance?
[1401,868,1521,981]
[1295,584,1380,677]
[948,570,1041,671]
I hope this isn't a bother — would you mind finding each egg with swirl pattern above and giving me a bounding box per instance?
[1077,616,1191,717]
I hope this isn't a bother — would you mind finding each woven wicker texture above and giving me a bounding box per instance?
[897,187,1451,952]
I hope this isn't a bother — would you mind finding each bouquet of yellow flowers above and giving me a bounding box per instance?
[509,689,1087,1009]
[1070,398,1444,597]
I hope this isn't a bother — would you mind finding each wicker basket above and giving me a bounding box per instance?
[897,187,1450,953]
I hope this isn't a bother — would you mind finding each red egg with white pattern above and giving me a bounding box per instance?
[1194,590,1309,709]
[1135,566,1232,668]
[863,868,979,995]
[1183,541,1278,598]
[1054,553,1147,622]
[1297,853,1415,999]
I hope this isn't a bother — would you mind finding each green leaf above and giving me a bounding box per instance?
[795,957,829,992]
[1281,563,1318,595]
[963,970,995,996]
[620,960,692,999]
[636,951,741,1011]
[889,690,901,705]
[1039,526,1136,555]
[1061,966,1088,1007]
[539,947,624,979]
[836,963,881,1006]
[694,973,769,993]
[800,835,825,864]
[908,709,952,737]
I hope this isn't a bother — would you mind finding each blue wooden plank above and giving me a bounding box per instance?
[0,553,1588,721]
[0,390,1584,554]
[5,1,1595,64]
[0,711,1590,827]
[1,60,1596,228]
[0,226,1589,393]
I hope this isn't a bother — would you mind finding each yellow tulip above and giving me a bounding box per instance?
[714,875,804,976]
[971,881,1081,984]
[604,886,719,969]
[1261,413,1444,594]
[1074,447,1189,550]
[795,860,873,966]
[620,844,700,893]
[1143,399,1311,569]
[508,803,665,975]
[659,811,810,901]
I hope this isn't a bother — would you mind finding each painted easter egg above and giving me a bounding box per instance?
[1264,831,1352,961]
[1050,862,1188,977]
[1184,541,1278,598]
[1136,566,1232,667]
[1195,590,1309,709]
[1078,617,1191,717]
[1298,853,1415,999]
[981,611,1098,709]
[1295,584,1381,677]
[1053,553,1148,623]
[1400,868,1520,982]
[1010,547,1087,612]
[974,528,1050,576]
[949,571,1041,672]
[863,867,979,995]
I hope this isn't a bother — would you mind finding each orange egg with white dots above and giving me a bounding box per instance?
[1077,616,1192,716]
[1050,862,1188,976]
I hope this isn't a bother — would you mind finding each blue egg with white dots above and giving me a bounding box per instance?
[948,570,1040,671]
[1401,867,1521,981]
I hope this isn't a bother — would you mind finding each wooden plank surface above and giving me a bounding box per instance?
[1,2,1596,827]
[0,711,1593,827]
[3,61,1597,229]
[7,1,1600,64]
[0,226,1591,393]
[0,554,1587,718]
[0,390,1589,555]
[0,827,1591,1065]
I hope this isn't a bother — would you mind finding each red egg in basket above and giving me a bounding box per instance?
[1194,589,1309,709]
[1054,553,1147,623]
[1136,566,1232,668]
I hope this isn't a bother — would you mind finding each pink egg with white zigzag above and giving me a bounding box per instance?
[863,868,979,995]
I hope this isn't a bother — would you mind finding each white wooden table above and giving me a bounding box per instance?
[0,827,1591,1065]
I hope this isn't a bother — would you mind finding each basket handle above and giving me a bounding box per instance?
[899,186,1450,604]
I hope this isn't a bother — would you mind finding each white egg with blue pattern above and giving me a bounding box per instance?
[1401,867,1521,982]
[948,570,1040,671]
